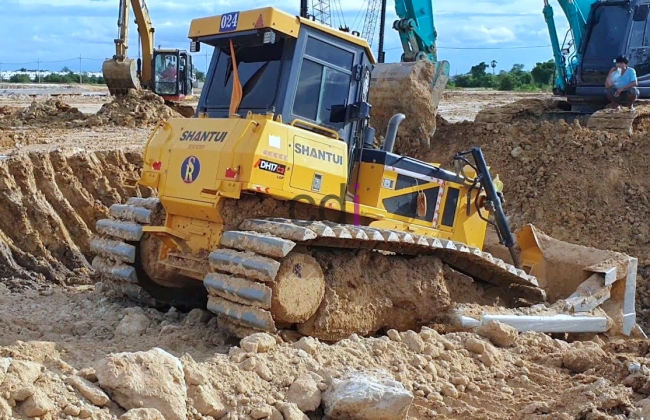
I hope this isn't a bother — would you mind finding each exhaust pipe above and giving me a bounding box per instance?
[383,113,406,153]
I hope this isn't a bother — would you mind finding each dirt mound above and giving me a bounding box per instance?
[0,98,86,128]
[0,148,147,289]
[0,92,183,129]
[428,117,650,328]
[84,90,183,128]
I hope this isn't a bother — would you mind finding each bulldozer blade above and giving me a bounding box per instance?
[102,58,141,96]
[483,224,639,336]
[369,59,450,140]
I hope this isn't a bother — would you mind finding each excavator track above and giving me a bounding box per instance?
[205,218,546,335]
[91,196,547,335]
[90,197,207,311]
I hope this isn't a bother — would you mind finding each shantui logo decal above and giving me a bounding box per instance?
[180,130,228,142]
[181,156,201,183]
[254,159,286,175]
[294,142,344,165]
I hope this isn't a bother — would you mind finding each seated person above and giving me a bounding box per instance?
[605,55,639,111]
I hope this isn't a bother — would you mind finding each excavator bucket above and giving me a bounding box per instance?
[453,224,643,338]
[369,59,451,147]
[102,58,141,96]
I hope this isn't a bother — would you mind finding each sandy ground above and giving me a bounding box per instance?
[1,86,650,420]
[438,89,550,122]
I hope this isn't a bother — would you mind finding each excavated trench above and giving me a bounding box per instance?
[0,148,147,288]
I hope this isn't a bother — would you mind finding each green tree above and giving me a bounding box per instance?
[510,63,525,73]
[195,70,205,82]
[531,59,555,87]
[470,62,489,79]
[9,74,31,83]
[498,74,516,91]
[450,60,554,92]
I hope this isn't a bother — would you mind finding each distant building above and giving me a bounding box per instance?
[0,70,103,81]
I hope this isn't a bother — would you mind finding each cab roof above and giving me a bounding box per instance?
[188,6,376,63]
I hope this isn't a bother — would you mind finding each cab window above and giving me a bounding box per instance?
[292,37,353,131]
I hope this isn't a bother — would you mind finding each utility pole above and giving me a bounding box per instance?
[300,0,308,18]
[0,62,3,83]
[79,54,83,84]
[37,59,40,83]
[378,0,387,63]
[205,50,208,75]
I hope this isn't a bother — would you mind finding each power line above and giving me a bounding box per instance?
[386,44,552,51]
[0,43,551,68]
[0,57,106,66]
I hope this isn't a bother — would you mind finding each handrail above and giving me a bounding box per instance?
[289,118,340,140]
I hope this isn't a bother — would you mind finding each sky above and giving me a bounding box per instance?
[0,0,570,75]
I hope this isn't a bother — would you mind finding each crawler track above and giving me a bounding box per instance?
[91,197,548,335]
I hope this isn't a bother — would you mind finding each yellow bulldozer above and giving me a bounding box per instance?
[102,0,197,117]
[90,6,643,341]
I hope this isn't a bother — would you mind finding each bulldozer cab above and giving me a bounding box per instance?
[152,49,194,99]
[192,8,375,154]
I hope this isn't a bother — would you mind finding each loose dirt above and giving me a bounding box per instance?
[2,282,650,420]
[0,90,183,130]
[2,90,650,419]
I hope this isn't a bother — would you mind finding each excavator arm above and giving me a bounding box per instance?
[392,0,439,62]
[542,0,593,95]
[102,0,155,95]
[113,0,130,61]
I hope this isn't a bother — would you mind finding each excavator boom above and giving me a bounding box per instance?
[543,0,591,95]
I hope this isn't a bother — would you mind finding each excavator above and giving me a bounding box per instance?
[544,0,650,133]
[480,0,650,133]
[89,6,642,341]
[366,0,450,143]
[102,0,197,117]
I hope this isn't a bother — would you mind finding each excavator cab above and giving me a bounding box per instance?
[152,49,195,101]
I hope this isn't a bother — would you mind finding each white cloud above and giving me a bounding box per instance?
[1,0,572,74]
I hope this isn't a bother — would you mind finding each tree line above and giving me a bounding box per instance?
[448,59,555,91]
[1,67,105,85]
[1,61,556,91]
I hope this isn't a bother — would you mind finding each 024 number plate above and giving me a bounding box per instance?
[220,11,239,32]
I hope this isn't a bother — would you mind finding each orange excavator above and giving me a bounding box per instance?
[102,0,197,116]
